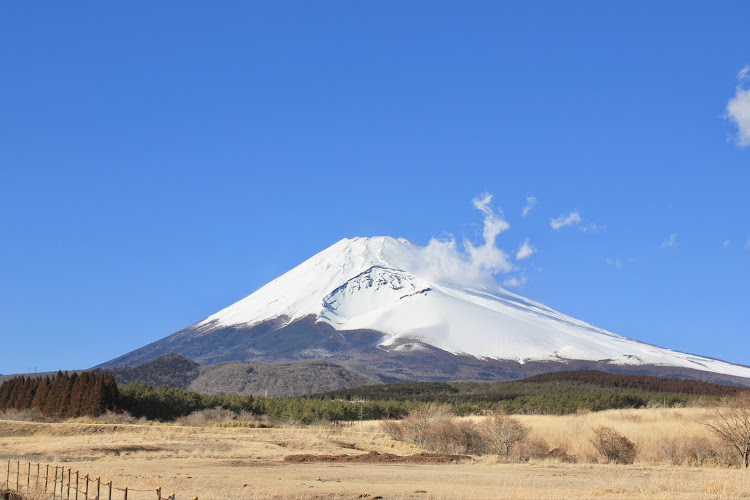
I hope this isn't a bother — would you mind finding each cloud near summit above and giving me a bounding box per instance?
[414,193,515,287]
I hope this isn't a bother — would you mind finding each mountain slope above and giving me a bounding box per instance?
[100,237,750,384]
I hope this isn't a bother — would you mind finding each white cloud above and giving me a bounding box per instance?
[726,65,750,147]
[503,276,528,288]
[605,257,623,270]
[521,196,537,217]
[579,223,605,234]
[414,193,513,286]
[550,211,582,231]
[516,238,536,260]
[661,234,678,249]
[723,240,730,248]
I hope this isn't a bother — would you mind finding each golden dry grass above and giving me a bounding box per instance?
[514,407,726,464]
[1,408,748,500]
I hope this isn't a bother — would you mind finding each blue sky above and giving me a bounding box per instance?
[1,2,749,374]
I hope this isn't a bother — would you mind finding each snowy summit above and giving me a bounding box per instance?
[104,237,750,383]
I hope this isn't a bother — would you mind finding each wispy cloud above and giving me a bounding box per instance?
[605,257,623,270]
[550,211,582,231]
[660,234,678,249]
[726,65,750,147]
[723,240,730,248]
[746,237,750,250]
[521,196,537,217]
[580,223,605,234]
[516,238,536,260]
[503,275,528,288]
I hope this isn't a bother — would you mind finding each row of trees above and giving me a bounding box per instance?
[525,370,749,396]
[0,372,119,418]
[118,383,255,421]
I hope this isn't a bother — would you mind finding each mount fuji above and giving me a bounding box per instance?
[101,237,750,386]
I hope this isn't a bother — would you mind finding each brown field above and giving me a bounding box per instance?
[2,408,750,500]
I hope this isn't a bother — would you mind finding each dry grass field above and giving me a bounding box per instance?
[2,408,750,500]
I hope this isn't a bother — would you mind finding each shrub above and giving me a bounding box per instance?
[547,447,577,463]
[479,410,529,460]
[683,436,714,466]
[95,410,139,424]
[380,419,403,441]
[519,436,551,462]
[399,403,453,448]
[0,408,51,422]
[590,426,636,464]
[175,408,238,427]
[422,418,483,455]
[704,393,750,468]
[658,437,682,464]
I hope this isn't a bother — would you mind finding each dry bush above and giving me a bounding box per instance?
[704,393,750,468]
[422,418,483,455]
[656,436,719,466]
[519,435,551,462]
[479,410,529,460]
[685,436,715,466]
[546,446,577,463]
[216,410,273,427]
[658,436,683,464]
[381,405,484,455]
[175,408,238,427]
[590,426,636,464]
[568,409,588,437]
[0,408,52,422]
[96,410,139,424]
[380,419,403,440]
[215,420,273,428]
[399,403,454,448]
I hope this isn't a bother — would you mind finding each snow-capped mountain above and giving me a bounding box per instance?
[102,237,750,384]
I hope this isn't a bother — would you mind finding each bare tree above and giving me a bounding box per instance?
[704,393,750,468]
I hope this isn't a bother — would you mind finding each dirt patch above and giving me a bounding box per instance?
[283,450,467,464]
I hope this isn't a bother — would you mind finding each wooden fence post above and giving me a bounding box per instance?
[75,471,79,500]
[96,477,100,500]
[16,461,19,492]
[5,459,9,489]
[124,486,128,500]
[27,462,30,493]
[67,467,71,500]
[37,463,40,487]
[53,466,58,500]
[85,473,89,500]
[45,464,50,493]
[157,487,161,500]
[107,481,112,500]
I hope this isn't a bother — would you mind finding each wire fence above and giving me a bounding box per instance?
[3,460,196,500]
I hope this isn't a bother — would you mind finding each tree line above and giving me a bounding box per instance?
[523,370,749,396]
[0,372,119,418]
[1,369,742,423]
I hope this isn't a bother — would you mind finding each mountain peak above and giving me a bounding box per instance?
[111,236,750,383]
[196,236,420,330]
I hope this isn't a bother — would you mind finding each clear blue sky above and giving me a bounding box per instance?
[1,2,749,374]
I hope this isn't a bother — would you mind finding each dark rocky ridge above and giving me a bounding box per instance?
[96,354,378,397]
